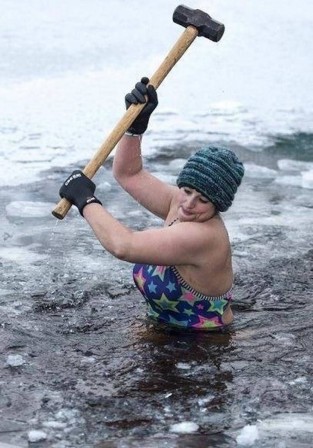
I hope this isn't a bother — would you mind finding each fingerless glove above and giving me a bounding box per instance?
[59,170,102,216]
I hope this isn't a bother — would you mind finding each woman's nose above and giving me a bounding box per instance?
[185,196,196,208]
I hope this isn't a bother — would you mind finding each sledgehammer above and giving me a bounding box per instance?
[52,5,225,219]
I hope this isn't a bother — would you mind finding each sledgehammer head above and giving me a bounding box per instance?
[173,5,225,42]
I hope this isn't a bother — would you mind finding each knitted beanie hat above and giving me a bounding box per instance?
[176,146,244,212]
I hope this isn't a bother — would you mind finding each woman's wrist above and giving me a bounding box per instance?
[125,131,142,138]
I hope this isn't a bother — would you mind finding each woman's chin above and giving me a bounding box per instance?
[178,209,195,221]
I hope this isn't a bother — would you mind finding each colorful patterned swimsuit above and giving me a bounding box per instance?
[133,263,233,330]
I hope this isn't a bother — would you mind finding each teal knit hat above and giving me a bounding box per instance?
[176,146,244,212]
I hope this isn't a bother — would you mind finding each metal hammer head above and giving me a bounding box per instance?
[173,5,225,42]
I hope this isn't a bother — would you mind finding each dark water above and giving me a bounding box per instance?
[1,134,313,447]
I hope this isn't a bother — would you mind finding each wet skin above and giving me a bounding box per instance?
[175,187,234,326]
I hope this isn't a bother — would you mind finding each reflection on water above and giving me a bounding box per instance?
[132,322,233,397]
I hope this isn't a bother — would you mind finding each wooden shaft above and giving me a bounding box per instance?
[52,26,199,220]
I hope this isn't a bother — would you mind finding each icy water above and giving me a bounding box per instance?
[1,1,313,447]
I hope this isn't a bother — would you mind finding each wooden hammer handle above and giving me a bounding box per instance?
[52,26,198,219]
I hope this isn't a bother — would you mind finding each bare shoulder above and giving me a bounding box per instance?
[175,215,230,256]
[173,216,233,295]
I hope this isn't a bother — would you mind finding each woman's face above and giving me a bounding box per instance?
[177,187,216,222]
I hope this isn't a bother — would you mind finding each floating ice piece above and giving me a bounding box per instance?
[237,413,313,446]
[288,376,307,385]
[236,425,259,446]
[97,180,112,191]
[259,413,313,433]
[274,175,303,187]
[80,356,96,365]
[28,430,47,442]
[159,158,186,173]
[6,354,25,367]
[55,408,79,422]
[244,163,277,178]
[198,395,215,406]
[0,247,47,264]
[0,442,25,448]
[277,159,313,172]
[42,420,67,429]
[176,362,191,370]
[301,170,313,189]
[272,332,296,345]
[6,201,55,218]
[169,421,199,434]
[151,172,177,185]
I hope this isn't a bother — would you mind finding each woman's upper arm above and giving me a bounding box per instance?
[121,170,177,219]
[124,223,211,266]
[113,135,176,219]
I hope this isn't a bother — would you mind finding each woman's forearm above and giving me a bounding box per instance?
[83,203,133,260]
[113,134,143,183]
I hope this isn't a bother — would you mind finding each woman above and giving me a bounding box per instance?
[59,78,244,331]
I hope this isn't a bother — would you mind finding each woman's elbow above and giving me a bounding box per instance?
[112,169,130,190]
[100,238,132,262]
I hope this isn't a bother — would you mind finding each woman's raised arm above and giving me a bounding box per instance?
[113,77,175,219]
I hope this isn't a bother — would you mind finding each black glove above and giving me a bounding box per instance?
[59,170,102,216]
[125,77,158,135]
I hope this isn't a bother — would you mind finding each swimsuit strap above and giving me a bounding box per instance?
[171,266,233,301]
[168,217,179,227]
